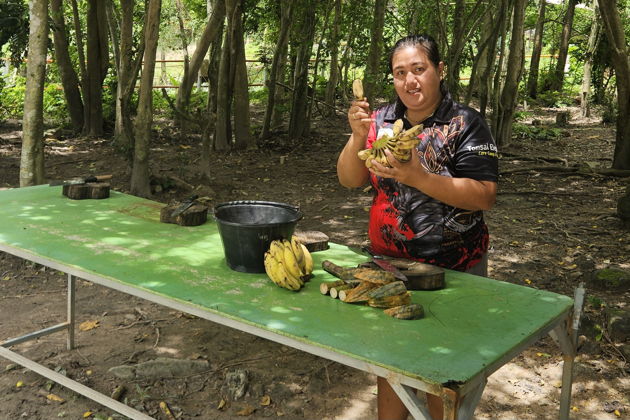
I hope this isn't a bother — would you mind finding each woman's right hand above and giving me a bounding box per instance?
[348,99,372,140]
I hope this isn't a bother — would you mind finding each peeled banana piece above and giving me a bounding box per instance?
[264,237,315,291]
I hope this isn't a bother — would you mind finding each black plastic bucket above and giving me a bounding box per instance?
[214,201,303,273]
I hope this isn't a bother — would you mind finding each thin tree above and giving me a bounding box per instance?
[598,0,630,170]
[175,0,225,115]
[130,0,162,197]
[287,0,317,139]
[20,0,48,187]
[112,0,145,158]
[214,0,238,151]
[494,0,527,146]
[232,0,252,149]
[526,0,547,98]
[323,0,341,117]
[550,0,577,92]
[364,0,385,100]
[50,0,83,131]
[580,0,600,118]
[83,0,108,137]
[260,0,294,139]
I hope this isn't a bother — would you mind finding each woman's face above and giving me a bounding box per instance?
[391,45,444,118]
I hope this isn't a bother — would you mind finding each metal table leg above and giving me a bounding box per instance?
[548,283,585,420]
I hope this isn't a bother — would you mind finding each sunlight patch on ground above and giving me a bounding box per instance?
[330,383,376,420]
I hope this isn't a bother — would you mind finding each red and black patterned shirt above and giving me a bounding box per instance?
[365,87,498,271]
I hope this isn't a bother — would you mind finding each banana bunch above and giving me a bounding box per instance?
[264,237,314,291]
[357,119,424,168]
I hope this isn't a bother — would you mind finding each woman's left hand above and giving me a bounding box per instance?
[368,149,427,186]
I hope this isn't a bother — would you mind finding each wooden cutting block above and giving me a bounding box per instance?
[63,182,110,200]
[160,203,208,226]
[357,259,446,291]
[293,230,329,252]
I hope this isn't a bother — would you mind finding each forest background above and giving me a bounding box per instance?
[0,0,629,418]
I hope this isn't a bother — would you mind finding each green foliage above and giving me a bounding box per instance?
[0,0,28,66]
[512,123,561,142]
[536,88,571,108]
[513,110,533,122]
[42,84,69,125]
[0,75,25,120]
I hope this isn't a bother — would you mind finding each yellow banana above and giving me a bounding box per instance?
[264,251,283,287]
[265,251,301,291]
[300,243,313,275]
[281,239,304,279]
[290,237,306,270]
[277,259,303,290]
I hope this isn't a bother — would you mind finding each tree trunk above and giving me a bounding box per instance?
[550,0,577,92]
[175,0,225,113]
[598,0,630,170]
[113,0,144,160]
[260,0,294,139]
[477,4,503,117]
[214,0,237,151]
[50,0,83,131]
[491,0,512,131]
[445,0,466,99]
[287,1,317,139]
[83,0,109,137]
[305,3,332,132]
[200,26,224,178]
[494,0,526,146]
[20,0,48,187]
[323,0,341,117]
[232,0,251,149]
[580,0,600,118]
[464,4,497,107]
[364,0,385,100]
[131,0,162,197]
[526,0,547,98]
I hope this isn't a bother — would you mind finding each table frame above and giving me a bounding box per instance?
[0,241,583,420]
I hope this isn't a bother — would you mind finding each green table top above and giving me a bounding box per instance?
[0,186,573,386]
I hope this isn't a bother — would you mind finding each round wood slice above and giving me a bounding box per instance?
[63,183,110,200]
[87,182,110,199]
[160,203,208,226]
[293,230,329,252]
[403,263,445,291]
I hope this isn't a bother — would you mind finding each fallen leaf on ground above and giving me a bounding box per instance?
[46,393,65,403]
[79,320,100,331]
[217,398,226,410]
[236,405,255,416]
[260,395,271,406]
[83,411,93,418]
[159,401,176,419]
[15,381,24,388]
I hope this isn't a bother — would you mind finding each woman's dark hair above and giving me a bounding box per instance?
[388,34,441,73]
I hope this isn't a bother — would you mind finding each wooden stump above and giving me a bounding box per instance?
[556,111,570,126]
[160,203,208,226]
[293,230,329,252]
[63,183,110,200]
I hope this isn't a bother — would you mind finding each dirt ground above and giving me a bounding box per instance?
[0,105,629,420]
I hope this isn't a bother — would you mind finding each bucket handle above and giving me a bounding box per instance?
[213,200,300,213]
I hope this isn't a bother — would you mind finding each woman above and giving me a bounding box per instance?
[336,34,498,420]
